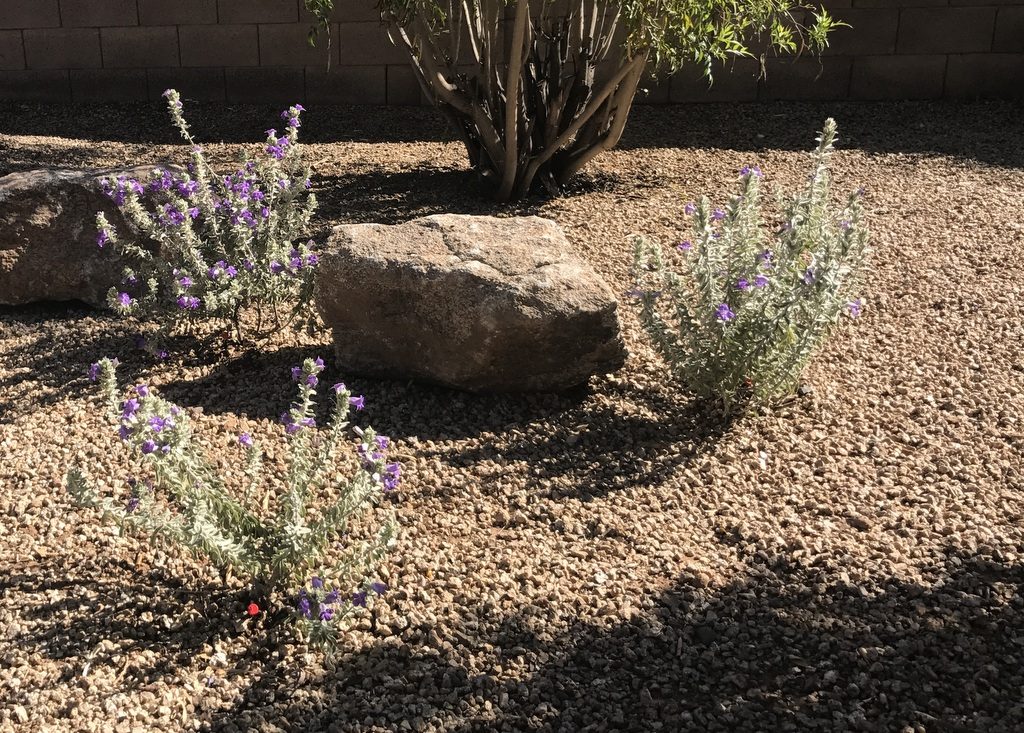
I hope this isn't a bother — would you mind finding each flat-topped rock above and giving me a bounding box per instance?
[0,166,156,306]
[315,214,626,392]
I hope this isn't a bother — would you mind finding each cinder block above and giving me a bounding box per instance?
[102,26,180,68]
[71,69,148,100]
[180,25,258,67]
[0,69,69,100]
[822,8,898,56]
[148,67,226,100]
[946,54,1024,99]
[60,0,138,27]
[898,8,996,54]
[24,28,101,69]
[139,0,218,26]
[0,1,60,29]
[760,57,851,100]
[670,59,761,103]
[386,64,426,105]
[0,31,24,70]
[994,7,1024,52]
[259,22,337,67]
[225,67,305,103]
[219,0,298,24]
[850,55,946,99]
[337,22,408,65]
[306,65,385,104]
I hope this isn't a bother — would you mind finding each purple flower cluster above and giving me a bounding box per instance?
[358,434,401,492]
[740,165,764,179]
[118,384,177,455]
[297,573,386,622]
[207,260,238,280]
[176,295,201,310]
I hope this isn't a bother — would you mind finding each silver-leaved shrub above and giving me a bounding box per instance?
[67,357,398,650]
[95,89,318,346]
[631,118,869,413]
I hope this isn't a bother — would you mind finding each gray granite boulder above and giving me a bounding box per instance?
[315,214,626,392]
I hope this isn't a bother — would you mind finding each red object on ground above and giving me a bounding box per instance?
[247,602,260,617]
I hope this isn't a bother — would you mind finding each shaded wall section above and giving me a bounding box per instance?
[0,0,1021,104]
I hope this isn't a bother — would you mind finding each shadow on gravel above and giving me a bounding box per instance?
[4,558,254,689]
[201,545,1024,733]
[160,348,730,500]
[0,303,140,424]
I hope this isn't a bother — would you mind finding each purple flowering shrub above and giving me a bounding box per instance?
[65,357,398,650]
[95,89,319,346]
[631,119,869,412]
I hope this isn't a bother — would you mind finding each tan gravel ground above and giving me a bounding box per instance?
[2,100,1024,733]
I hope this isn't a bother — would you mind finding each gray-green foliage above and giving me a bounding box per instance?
[631,119,869,412]
[67,357,397,648]
[96,90,318,347]
[305,0,844,201]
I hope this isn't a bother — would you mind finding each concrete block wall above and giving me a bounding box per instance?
[0,0,1021,104]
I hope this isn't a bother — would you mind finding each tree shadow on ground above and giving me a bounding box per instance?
[202,543,1024,732]
[2,100,1020,169]
[3,555,264,691]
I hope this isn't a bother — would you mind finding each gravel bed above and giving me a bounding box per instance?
[1,100,1024,732]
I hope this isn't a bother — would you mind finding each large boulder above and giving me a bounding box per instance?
[0,166,157,306]
[315,214,627,392]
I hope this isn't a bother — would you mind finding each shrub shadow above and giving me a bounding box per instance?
[202,544,1024,732]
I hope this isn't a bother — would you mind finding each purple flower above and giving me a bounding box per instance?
[122,398,140,419]
[332,382,346,394]
[375,435,390,451]
[324,589,340,604]
[149,415,173,433]
[290,366,303,382]
[176,295,200,310]
[319,607,333,621]
[676,240,693,252]
[803,267,816,285]
[97,230,110,248]
[134,384,149,398]
[349,395,365,411]
[740,165,763,178]
[297,596,312,619]
[117,292,134,308]
[370,582,388,595]
[141,439,157,455]
[711,209,726,222]
[118,424,132,441]
[305,374,318,387]
[289,256,303,270]
[178,276,193,289]
[305,253,319,267]
[684,203,696,215]
[313,357,324,370]
[839,219,852,231]
[382,462,401,492]
[758,250,773,266]
[352,591,368,608]
[754,274,769,289]
[311,577,324,589]
[736,279,751,292]
[88,363,100,382]
[270,261,284,275]
[715,303,735,323]
[239,433,253,448]
[847,299,865,318]
[125,496,140,513]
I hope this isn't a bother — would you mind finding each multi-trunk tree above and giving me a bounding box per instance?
[307,0,841,201]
